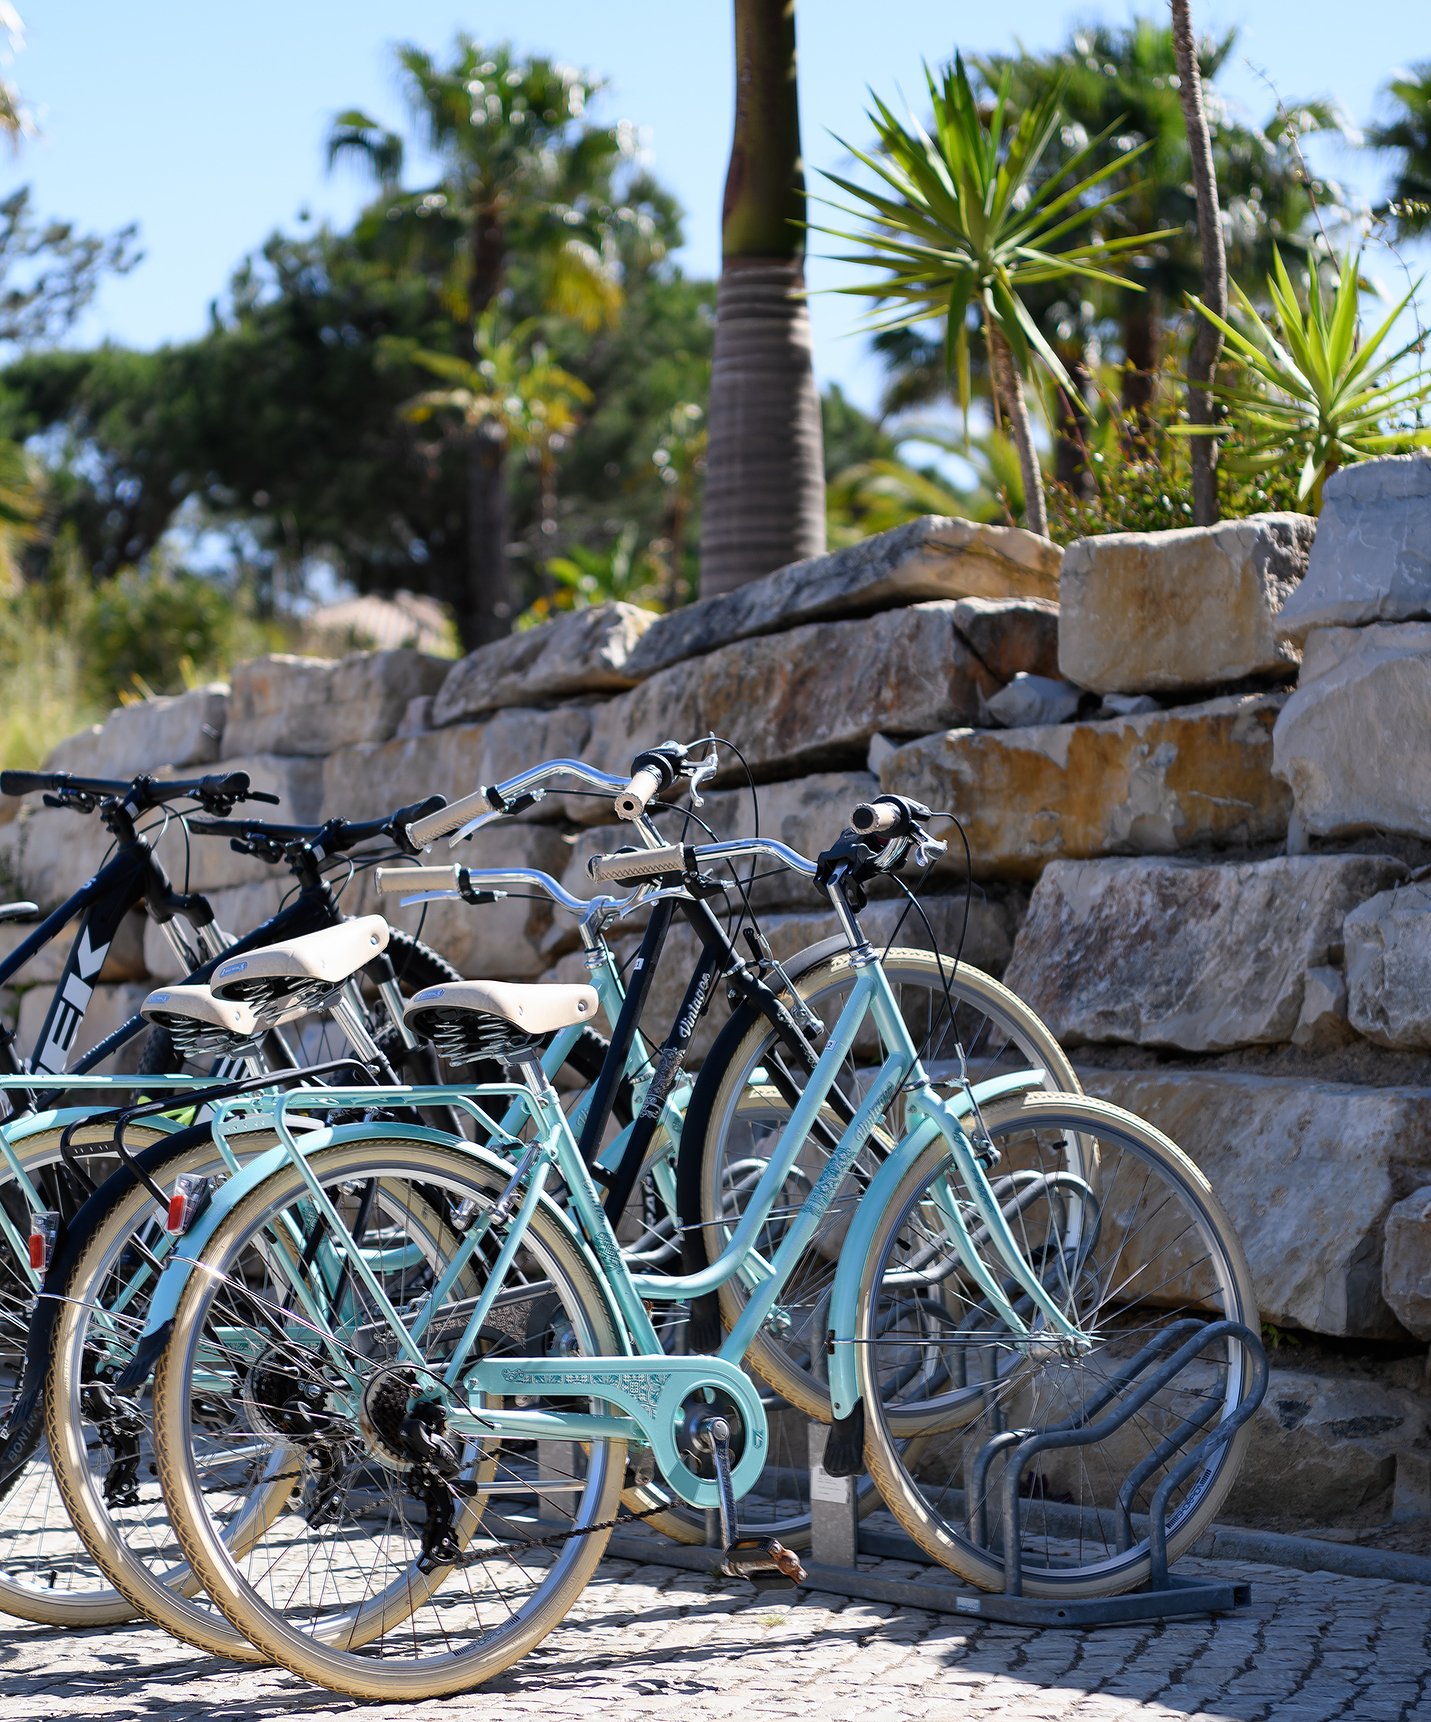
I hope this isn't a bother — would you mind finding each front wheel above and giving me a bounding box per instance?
[154,1136,626,1699]
[856,1090,1258,1597]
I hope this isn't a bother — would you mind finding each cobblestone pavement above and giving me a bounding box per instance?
[2,1548,1426,1722]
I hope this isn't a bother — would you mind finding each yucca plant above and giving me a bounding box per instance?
[1187,247,1431,511]
[817,53,1170,534]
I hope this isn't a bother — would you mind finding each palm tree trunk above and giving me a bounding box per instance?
[460,422,513,650]
[700,0,825,598]
[1172,0,1227,527]
[988,323,1048,538]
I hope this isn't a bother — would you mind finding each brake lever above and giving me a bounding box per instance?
[685,736,720,809]
[911,826,948,869]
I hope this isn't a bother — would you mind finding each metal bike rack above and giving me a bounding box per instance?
[947,1318,1268,1627]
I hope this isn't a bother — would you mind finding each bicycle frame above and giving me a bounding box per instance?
[139,947,1077,1511]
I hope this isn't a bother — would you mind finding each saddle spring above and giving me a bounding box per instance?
[408,1006,536,1067]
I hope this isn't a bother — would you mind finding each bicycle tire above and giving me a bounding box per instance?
[856,1090,1258,1597]
[154,1135,626,1698]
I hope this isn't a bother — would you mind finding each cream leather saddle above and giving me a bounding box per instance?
[402,979,599,1037]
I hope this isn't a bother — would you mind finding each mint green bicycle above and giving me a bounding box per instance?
[136,794,1255,1700]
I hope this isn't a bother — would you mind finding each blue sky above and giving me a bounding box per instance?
[9,1,1430,416]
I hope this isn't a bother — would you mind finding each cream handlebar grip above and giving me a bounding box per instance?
[614,765,664,822]
[409,791,490,846]
[375,864,458,895]
[851,800,902,836]
[587,843,686,884]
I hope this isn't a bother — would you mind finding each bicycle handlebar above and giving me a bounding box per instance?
[187,794,445,859]
[588,842,687,883]
[0,768,273,815]
[412,758,634,848]
[375,861,625,917]
[614,765,665,822]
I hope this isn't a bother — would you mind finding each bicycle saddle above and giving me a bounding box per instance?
[403,979,598,1037]
[0,901,38,923]
[209,917,389,1000]
[141,984,261,1058]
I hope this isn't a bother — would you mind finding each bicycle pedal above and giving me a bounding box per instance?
[719,1537,806,1591]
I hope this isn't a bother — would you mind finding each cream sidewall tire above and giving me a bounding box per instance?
[855,1091,1258,1598]
[155,1138,627,1701]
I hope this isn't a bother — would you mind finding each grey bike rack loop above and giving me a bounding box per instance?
[951,1318,1267,1625]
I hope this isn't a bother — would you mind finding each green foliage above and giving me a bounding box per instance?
[826,430,1030,544]
[525,524,663,625]
[819,54,1165,426]
[0,532,99,769]
[1188,248,1431,511]
[820,383,896,478]
[78,563,270,705]
[1044,362,1305,542]
[1368,62,1431,237]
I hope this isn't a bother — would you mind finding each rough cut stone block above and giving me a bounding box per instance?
[574,604,1000,814]
[985,673,1081,728]
[1225,1367,1423,1518]
[43,685,229,778]
[951,595,1060,683]
[432,602,656,725]
[1272,621,1431,839]
[1275,452,1431,643]
[1078,1066,1431,1337]
[1006,855,1404,1050]
[624,516,1061,679]
[222,650,451,758]
[1291,963,1356,1052]
[1059,513,1313,694]
[1344,881,1431,1049]
[1383,1186,1431,1342]
[880,692,1291,880]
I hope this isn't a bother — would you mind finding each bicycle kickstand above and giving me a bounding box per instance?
[696,1413,807,1594]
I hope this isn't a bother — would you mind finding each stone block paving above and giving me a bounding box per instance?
[2,1550,1428,1722]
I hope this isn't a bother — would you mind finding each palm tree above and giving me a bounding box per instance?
[975,23,1351,420]
[330,38,626,648]
[1171,0,1226,526]
[699,1,826,598]
[1368,64,1431,237]
[820,55,1167,536]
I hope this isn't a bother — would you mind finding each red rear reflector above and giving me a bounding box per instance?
[28,1211,60,1274]
[166,1193,188,1232]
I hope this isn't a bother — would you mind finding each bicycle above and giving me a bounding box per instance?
[133,783,1255,1697]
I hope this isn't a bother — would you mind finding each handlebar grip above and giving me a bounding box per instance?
[0,770,51,797]
[614,766,665,822]
[587,843,687,884]
[410,790,490,846]
[375,865,458,895]
[851,800,904,837]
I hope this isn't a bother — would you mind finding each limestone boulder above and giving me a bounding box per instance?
[880,692,1292,880]
[1222,1367,1426,1520]
[42,685,229,778]
[1275,452,1431,642]
[1058,513,1313,694]
[1272,622,1431,840]
[1344,881,1431,1049]
[951,595,1060,683]
[222,651,451,758]
[321,705,595,839]
[432,602,655,725]
[624,516,1061,679]
[1383,1186,1431,1342]
[984,673,1081,728]
[1005,854,1404,1050]
[1078,1066,1431,1337]
[1291,964,1357,1052]
[574,604,1000,814]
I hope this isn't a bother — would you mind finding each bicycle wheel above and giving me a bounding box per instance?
[46,1130,284,1657]
[0,1117,179,1625]
[154,1135,627,1699]
[686,949,1083,1420]
[856,1090,1258,1597]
